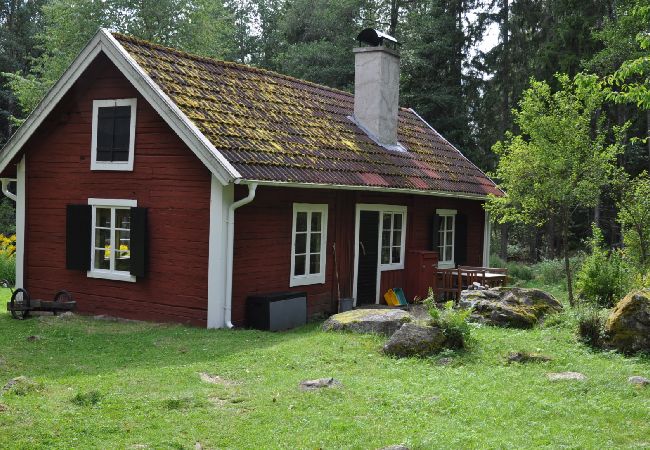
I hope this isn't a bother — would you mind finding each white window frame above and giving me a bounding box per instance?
[436,208,457,268]
[87,198,137,282]
[378,208,408,271]
[290,203,328,287]
[91,98,137,171]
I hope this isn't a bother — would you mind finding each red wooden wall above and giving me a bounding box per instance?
[22,53,212,326]
[231,187,485,325]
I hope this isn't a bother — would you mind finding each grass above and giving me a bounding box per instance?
[0,287,649,449]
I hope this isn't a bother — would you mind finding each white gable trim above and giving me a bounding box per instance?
[0,29,240,185]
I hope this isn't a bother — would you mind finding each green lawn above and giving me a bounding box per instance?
[0,287,649,449]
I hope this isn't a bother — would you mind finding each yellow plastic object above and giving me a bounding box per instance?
[384,289,400,306]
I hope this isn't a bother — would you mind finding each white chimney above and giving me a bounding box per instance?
[353,29,401,147]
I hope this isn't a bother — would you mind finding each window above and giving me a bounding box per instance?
[91,99,137,171]
[88,198,137,282]
[437,209,456,268]
[380,211,406,268]
[290,204,328,287]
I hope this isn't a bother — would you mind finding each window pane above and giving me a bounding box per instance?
[439,245,446,261]
[94,249,110,270]
[94,228,111,248]
[310,212,322,232]
[96,108,115,161]
[295,233,306,254]
[447,230,453,243]
[294,255,306,276]
[96,208,111,228]
[393,214,402,230]
[382,213,391,229]
[296,212,307,232]
[115,251,131,272]
[309,232,321,253]
[115,209,130,229]
[392,246,400,263]
[309,254,320,274]
[381,247,390,264]
[392,229,401,245]
[382,230,391,247]
[116,229,130,253]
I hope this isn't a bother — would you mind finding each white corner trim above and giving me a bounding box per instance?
[0,28,241,185]
[15,156,25,288]
[207,178,230,328]
[289,203,328,287]
[90,98,137,171]
[483,209,492,267]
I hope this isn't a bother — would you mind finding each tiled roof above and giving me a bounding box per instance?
[114,34,501,197]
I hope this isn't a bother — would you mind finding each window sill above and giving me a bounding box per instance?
[379,263,404,271]
[87,270,136,283]
[90,161,134,171]
[438,261,455,269]
[290,275,325,287]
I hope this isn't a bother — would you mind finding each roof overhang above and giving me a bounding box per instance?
[0,28,240,185]
[238,179,490,201]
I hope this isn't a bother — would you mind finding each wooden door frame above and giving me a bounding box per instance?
[352,203,408,306]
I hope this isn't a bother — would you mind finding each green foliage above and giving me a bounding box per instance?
[533,257,583,287]
[617,172,650,276]
[424,294,472,348]
[575,306,609,349]
[575,225,630,307]
[0,251,15,286]
[71,390,103,406]
[489,254,534,282]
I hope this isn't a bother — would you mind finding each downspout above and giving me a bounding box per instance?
[225,182,257,328]
[0,179,17,202]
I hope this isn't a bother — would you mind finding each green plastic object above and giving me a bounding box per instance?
[393,287,408,306]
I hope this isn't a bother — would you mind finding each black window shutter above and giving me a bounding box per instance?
[431,214,441,251]
[66,204,92,271]
[130,207,148,278]
[455,213,468,266]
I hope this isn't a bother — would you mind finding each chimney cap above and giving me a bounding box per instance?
[356,28,400,48]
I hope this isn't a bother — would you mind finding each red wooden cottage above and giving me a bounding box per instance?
[0,29,501,327]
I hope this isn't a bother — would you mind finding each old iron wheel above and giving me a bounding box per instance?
[10,288,30,320]
[52,290,72,316]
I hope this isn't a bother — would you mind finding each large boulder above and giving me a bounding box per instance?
[459,287,563,328]
[605,289,650,354]
[382,323,447,357]
[322,309,412,336]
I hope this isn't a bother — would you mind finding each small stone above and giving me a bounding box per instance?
[437,357,453,366]
[26,335,41,342]
[299,377,342,391]
[546,372,587,381]
[195,442,203,450]
[2,376,38,394]
[0,404,8,412]
[628,376,650,386]
[507,352,552,363]
[379,445,410,450]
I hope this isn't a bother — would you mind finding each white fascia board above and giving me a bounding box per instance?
[242,179,489,201]
[0,28,240,185]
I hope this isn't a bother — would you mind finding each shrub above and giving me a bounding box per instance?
[71,390,103,406]
[489,254,533,282]
[617,172,650,274]
[424,292,472,348]
[575,307,608,349]
[575,225,630,307]
[0,234,15,285]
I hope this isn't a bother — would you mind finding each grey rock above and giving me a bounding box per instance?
[546,372,587,381]
[437,357,453,366]
[460,287,563,328]
[1,376,38,394]
[382,323,447,358]
[26,335,42,342]
[605,289,650,354]
[323,309,412,336]
[299,377,342,391]
[628,376,650,386]
[507,352,552,363]
[379,446,409,450]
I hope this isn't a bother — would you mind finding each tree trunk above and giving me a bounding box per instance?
[562,214,575,306]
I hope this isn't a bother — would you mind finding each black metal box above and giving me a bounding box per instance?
[246,291,307,331]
